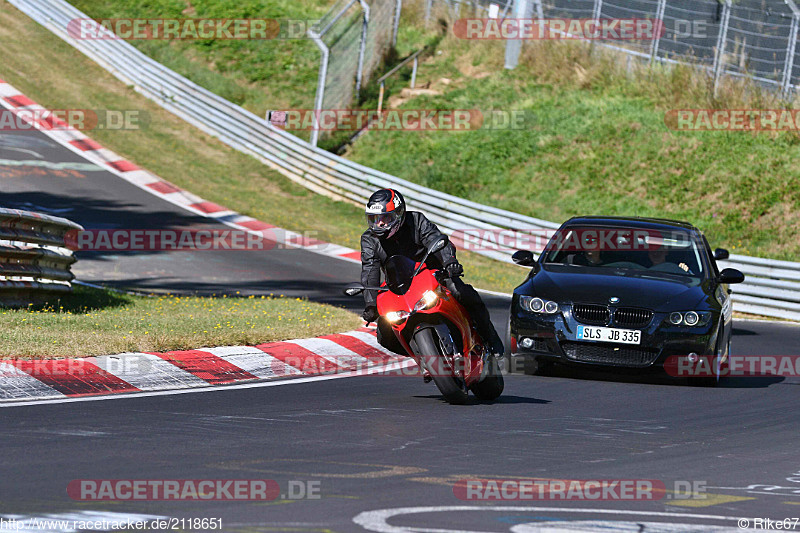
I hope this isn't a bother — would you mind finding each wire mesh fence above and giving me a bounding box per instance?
[309,0,402,146]
[314,0,365,115]
[363,0,403,86]
[425,0,800,97]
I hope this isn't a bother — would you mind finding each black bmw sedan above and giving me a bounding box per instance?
[507,216,744,383]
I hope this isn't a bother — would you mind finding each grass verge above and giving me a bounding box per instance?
[0,286,362,358]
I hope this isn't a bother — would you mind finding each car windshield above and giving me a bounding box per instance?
[541,226,705,279]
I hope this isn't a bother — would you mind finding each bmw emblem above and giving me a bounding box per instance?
[609,296,620,304]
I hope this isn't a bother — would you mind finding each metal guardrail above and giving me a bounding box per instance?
[0,208,82,306]
[718,256,800,322]
[9,0,800,322]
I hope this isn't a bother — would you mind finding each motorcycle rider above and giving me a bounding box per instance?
[360,188,505,357]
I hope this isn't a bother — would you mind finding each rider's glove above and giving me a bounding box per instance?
[444,261,464,279]
[362,306,380,325]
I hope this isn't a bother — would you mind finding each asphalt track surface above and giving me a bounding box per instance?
[2,128,800,532]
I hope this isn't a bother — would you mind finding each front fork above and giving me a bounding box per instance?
[410,323,486,385]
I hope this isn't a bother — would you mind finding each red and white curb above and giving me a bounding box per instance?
[0,327,415,404]
[0,78,362,263]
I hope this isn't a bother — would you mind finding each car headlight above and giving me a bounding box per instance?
[413,290,439,312]
[385,310,410,324]
[666,311,711,327]
[520,296,559,314]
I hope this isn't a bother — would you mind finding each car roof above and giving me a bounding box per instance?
[561,216,700,233]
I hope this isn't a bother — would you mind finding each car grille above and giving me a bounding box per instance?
[613,307,654,328]
[562,342,659,367]
[572,304,610,325]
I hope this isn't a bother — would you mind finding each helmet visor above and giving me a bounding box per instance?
[366,212,401,232]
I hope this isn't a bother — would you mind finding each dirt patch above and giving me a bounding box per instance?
[386,85,443,108]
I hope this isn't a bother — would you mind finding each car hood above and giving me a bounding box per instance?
[527,268,706,310]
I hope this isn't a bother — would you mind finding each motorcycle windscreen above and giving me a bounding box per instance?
[383,255,416,295]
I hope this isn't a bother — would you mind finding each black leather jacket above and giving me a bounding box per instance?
[360,211,457,307]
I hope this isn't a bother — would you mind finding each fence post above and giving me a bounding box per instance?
[393,0,402,46]
[425,0,432,23]
[356,0,370,95]
[591,0,603,23]
[649,0,666,63]
[781,3,800,100]
[504,0,531,69]
[713,0,732,97]
[533,0,543,19]
[308,30,329,148]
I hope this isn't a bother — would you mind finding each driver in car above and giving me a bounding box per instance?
[648,246,691,274]
[360,188,504,357]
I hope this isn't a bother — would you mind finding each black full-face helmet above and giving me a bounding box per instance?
[365,188,406,239]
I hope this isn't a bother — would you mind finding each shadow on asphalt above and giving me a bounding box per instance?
[413,394,551,405]
[514,364,785,389]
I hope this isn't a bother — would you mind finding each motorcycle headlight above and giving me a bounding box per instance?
[385,310,410,324]
[413,290,439,312]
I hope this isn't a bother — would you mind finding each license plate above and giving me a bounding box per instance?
[577,325,641,345]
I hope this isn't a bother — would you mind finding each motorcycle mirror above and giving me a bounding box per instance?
[412,237,450,280]
[343,283,365,296]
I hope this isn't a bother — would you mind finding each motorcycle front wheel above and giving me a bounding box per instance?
[470,356,504,401]
[413,328,469,405]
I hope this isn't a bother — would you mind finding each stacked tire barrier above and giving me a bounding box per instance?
[8,0,800,321]
[0,208,83,307]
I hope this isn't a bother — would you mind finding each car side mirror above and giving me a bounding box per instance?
[718,268,744,284]
[714,248,729,261]
[343,283,365,296]
[512,250,536,267]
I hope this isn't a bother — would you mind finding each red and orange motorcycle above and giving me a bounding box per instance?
[345,238,504,404]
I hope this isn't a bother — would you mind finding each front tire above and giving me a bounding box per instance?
[470,357,504,401]
[413,328,469,405]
